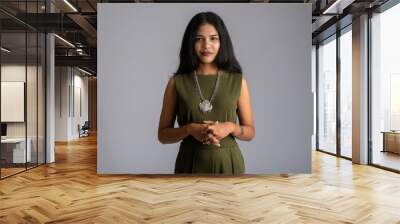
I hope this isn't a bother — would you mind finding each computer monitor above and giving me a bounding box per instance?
[1,123,7,137]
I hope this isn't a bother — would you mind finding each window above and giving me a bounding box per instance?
[371,2,400,171]
[340,28,352,158]
[317,36,337,154]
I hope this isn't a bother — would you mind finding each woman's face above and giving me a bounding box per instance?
[194,23,220,65]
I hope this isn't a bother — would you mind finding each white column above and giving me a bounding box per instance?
[46,1,56,163]
[352,14,369,164]
[312,45,317,150]
[46,33,55,163]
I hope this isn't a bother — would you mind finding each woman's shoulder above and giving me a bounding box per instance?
[170,73,191,93]
[172,73,190,83]
[223,69,243,75]
[165,73,186,90]
[223,70,243,82]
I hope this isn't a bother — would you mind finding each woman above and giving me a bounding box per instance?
[158,11,255,174]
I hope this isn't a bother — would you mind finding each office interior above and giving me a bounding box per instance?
[0,0,400,222]
[0,0,97,179]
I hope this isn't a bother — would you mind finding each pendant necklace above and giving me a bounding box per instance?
[193,69,220,114]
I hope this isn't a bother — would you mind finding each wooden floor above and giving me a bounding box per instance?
[0,167,26,178]
[1,134,400,223]
[373,150,400,171]
[1,163,46,178]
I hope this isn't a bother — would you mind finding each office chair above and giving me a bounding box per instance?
[79,121,90,138]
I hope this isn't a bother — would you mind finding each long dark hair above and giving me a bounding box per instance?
[175,11,242,75]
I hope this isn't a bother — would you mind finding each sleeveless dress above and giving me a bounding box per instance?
[174,70,245,174]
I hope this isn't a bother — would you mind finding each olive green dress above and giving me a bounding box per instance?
[174,70,245,174]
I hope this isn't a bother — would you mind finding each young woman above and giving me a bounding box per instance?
[158,11,255,174]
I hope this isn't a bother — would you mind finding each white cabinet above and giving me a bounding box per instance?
[1,138,32,163]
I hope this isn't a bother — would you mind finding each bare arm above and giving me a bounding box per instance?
[158,77,189,144]
[158,77,207,144]
[230,77,255,141]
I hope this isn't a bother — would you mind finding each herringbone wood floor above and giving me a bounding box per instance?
[1,134,400,224]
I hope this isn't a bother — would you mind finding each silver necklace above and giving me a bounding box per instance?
[193,70,221,113]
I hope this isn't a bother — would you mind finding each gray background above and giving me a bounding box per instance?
[98,3,312,174]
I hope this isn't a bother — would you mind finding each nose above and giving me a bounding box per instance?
[202,40,211,50]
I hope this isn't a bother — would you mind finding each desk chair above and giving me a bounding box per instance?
[78,121,90,138]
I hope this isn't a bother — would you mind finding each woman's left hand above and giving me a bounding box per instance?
[203,121,232,141]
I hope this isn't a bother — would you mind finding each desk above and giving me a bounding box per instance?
[381,131,400,154]
[1,138,31,163]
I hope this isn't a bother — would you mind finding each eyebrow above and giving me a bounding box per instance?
[195,34,219,37]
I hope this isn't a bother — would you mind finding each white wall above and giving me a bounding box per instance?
[1,64,46,164]
[55,67,69,141]
[1,65,39,138]
[55,67,89,141]
[98,3,312,174]
[1,66,26,137]
[72,72,89,138]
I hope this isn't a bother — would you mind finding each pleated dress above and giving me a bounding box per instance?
[174,70,245,175]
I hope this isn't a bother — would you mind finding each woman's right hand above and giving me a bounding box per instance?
[187,123,208,142]
[187,123,220,146]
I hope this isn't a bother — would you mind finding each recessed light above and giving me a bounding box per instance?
[78,67,93,76]
[1,47,11,53]
[63,0,78,12]
[323,0,343,14]
[54,34,75,48]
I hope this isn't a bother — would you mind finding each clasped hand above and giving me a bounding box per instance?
[190,121,232,147]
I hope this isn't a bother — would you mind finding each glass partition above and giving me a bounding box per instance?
[371,3,400,171]
[27,31,38,169]
[38,32,45,165]
[0,1,46,179]
[317,35,337,155]
[339,28,352,158]
[1,31,28,177]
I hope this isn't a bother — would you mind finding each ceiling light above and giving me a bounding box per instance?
[63,0,78,12]
[78,67,93,76]
[1,47,11,53]
[54,34,75,48]
[322,0,343,14]
[76,48,85,55]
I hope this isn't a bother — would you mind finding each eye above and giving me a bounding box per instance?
[211,36,219,41]
[195,37,203,42]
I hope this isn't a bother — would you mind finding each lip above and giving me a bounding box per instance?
[201,52,213,56]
